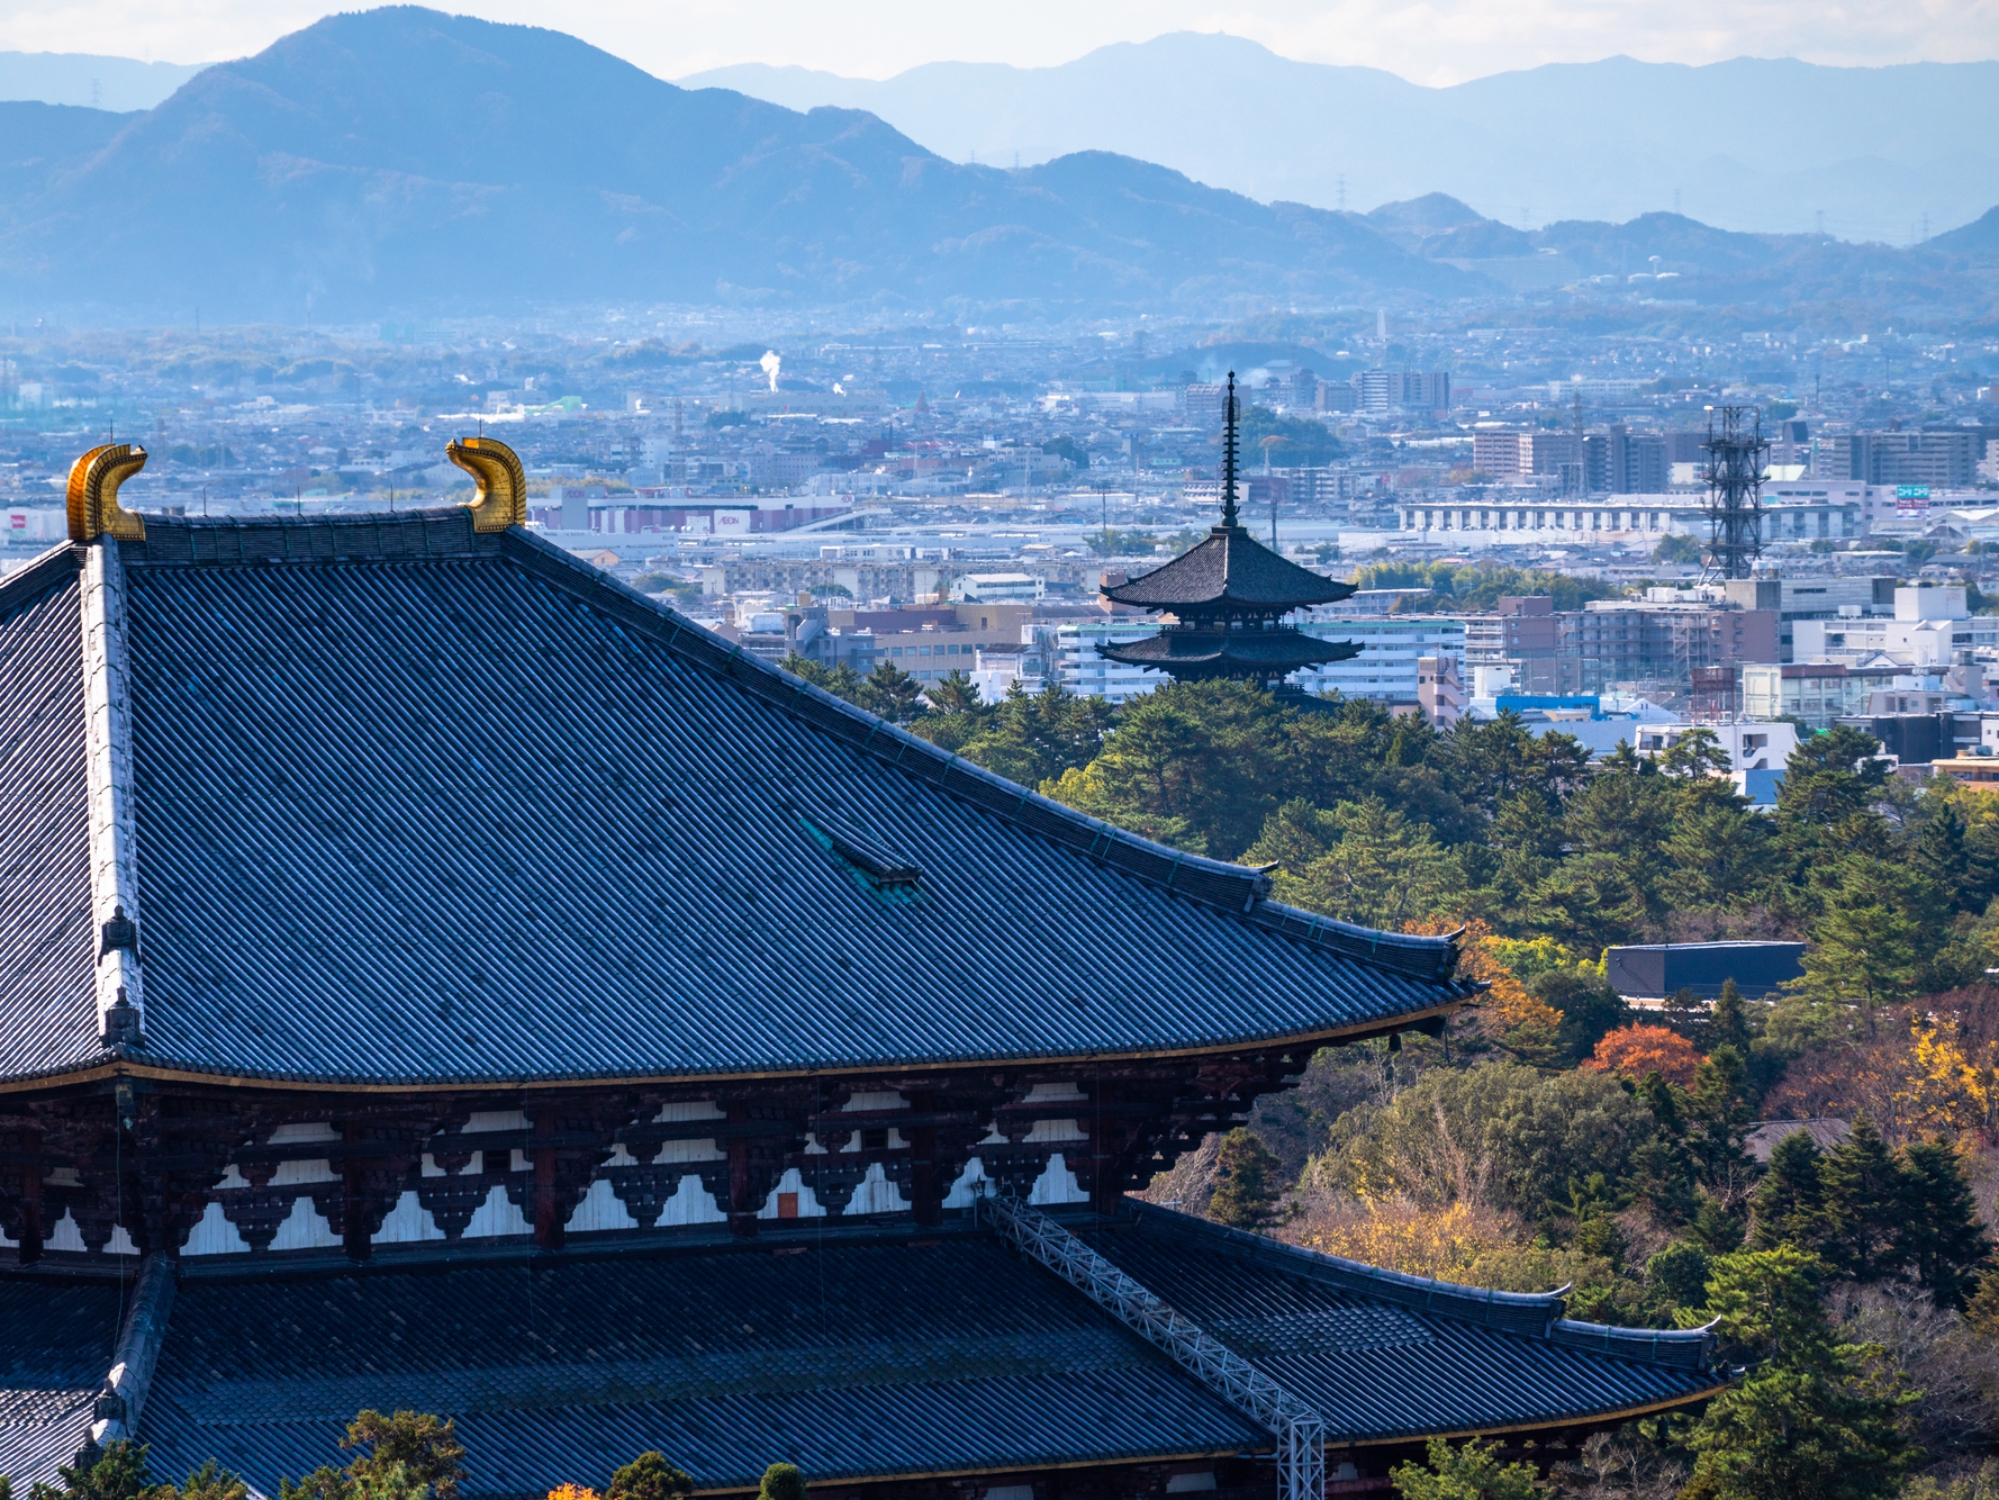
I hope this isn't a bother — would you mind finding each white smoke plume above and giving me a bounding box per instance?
[760,350,781,392]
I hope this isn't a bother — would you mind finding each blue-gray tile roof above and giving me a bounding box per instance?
[0,1275,121,1487]
[0,1211,1719,1496]
[131,1236,1265,1495]
[0,552,95,1077]
[0,513,1472,1086]
[1086,1207,1721,1442]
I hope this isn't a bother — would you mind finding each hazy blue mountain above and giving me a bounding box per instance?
[0,7,1463,321]
[0,51,204,111]
[1933,207,1999,261]
[0,102,130,202]
[683,37,1999,244]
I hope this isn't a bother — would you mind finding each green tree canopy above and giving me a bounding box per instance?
[1209,1127,1284,1228]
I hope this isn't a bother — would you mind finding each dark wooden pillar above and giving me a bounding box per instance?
[1089,1082,1120,1218]
[18,1148,43,1264]
[532,1109,563,1251]
[341,1121,372,1261]
[727,1101,758,1238]
[909,1089,941,1227]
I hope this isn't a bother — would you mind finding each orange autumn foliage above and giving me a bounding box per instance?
[1405,916,1565,1039]
[548,1487,600,1500]
[1583,1023,1700,1087]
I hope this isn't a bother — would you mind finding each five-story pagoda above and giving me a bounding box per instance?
[1101,373,1356,689]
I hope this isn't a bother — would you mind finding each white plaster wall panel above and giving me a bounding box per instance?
[182,1201,250,1256]
[269,1196,342,1251]
[943,1157,992,1208]
[1029,1153,1089,1205]
[566,1178,640,1233]
[373,1191,447,1245]
[463,1184,532,1238]
[756,1167,829,1219]
[656,1174,727,1226]
[844,1162,911,1216]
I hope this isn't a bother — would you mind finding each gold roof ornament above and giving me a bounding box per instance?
[447,435,527,533]
[65,444,149,543]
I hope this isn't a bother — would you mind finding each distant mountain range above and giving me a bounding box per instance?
[683,36,1999,246]
[0,8,1992,324]
[0,50,204,112]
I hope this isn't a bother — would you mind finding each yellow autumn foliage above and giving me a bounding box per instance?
[1895,1015,1999,1145]
[548,1485,600,1500]
[1286,1197,1520,1283]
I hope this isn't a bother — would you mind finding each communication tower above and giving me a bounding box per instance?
[1701,406,1768,580]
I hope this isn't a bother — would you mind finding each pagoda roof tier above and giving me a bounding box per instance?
[0,1205,1722,1496]
[1099,628,1361,676]
[1102,524,1354,613]
[0,508,1470,1090]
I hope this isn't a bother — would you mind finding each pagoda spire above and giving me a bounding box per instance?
[1219,371,1241,531]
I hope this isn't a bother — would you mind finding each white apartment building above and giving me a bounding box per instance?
[1397,493,1864,545]
[1056,621,1172,703]
[1791,586,1999,670]
[1291,617,1468,708]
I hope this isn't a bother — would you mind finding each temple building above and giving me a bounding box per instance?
[1,440,1721,1500]
[1100,374,1357,690]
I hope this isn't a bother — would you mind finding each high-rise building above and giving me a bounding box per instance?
[1841,431,1978,487]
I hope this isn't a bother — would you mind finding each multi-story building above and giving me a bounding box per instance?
[1839,431,1980,488]
[1583,425,1668,495]
[1790,586,1999,670]
[1290,617,1468,708]
[1472,430,1528,479]
[1418,655,1467,728]
[1462,596,1586,696]
[1573,602,1779,690]
[1056,619,1173,702]
[1394,493,1862,547]
[1742,662,1911,727]
[1355,370,1450,414]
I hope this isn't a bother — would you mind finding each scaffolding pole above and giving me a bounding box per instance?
[979,1194,1327,1500]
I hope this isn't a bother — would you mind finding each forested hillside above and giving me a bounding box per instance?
[788,653,1999,1498]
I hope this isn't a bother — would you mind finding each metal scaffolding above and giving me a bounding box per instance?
[979,1194,1327,1500]
[1701,406,1768,580]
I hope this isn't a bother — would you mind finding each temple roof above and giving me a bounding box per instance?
[1101,525,1355,613]
[1099,628,1361,676]
[0,1206,1721,1494]
[0,511,1468,1089]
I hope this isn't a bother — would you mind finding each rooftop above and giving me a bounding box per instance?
[0,503,1469,1089]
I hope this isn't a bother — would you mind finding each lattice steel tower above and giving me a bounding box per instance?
[1701,406,1769,580]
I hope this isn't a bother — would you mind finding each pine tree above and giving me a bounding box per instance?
[756,1467,806,1500]
[1749,1130,1823,1251]
[1896,1138,1991,1308]
[28,1441,155,1500]
[1391,1438,1544,1500]
[1817,1116,1906,1282]
[1683,1248,1918,1500]
[1208,1127,1283,1229]
[606,1456,692,1500]
[1709,978,1754,1055]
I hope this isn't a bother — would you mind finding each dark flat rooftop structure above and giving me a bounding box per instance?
[1605,941,1806,1003]
[0,1206,1719,1496]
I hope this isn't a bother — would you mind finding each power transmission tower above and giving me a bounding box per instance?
[1701,406,1768,580]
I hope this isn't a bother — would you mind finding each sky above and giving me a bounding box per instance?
[0,0,1993,86]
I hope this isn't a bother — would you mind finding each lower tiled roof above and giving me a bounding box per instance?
[133,1236,1259,1495]
[0,1275,122,1486]
[0,1210,1723,1496]
[1087,1208,1722,1442]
